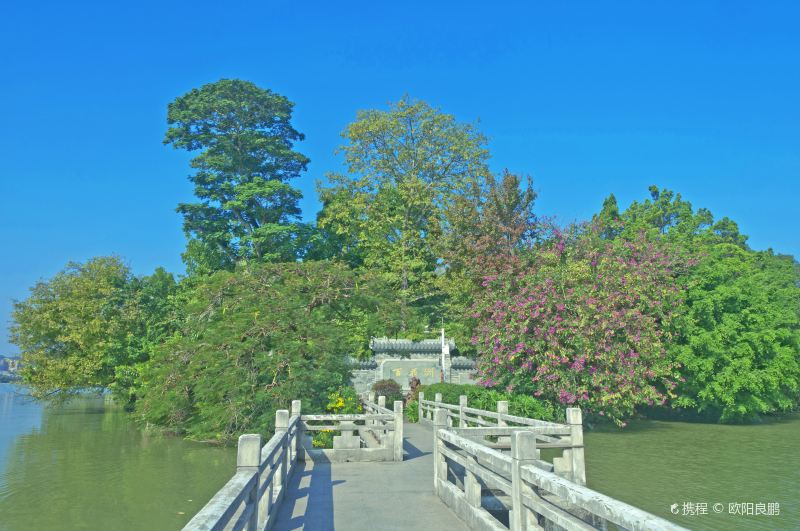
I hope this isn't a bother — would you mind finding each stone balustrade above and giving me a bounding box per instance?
[302,393,403,462]
[185,394,688,531]
[425,396,687,531]
[183,400,303,531]
[183,395,403,531]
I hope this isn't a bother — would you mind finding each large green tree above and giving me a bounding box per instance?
[671,245,800,421]
[135,261,393,441]
[165,79,310,273]
[594,186,748,247]
[595,186,800,421]
[317,97,490,331]
[10,257,176,403]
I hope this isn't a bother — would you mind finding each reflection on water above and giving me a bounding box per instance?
[584,414,800,530]
[0,383,235,531]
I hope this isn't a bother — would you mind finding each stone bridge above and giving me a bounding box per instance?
[183,394,687,531]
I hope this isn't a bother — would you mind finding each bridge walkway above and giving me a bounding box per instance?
[272,422,467,531]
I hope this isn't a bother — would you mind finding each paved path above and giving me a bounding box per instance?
[272,423,467,530]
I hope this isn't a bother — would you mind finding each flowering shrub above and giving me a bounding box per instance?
[472,225,685,425]
[326,386,362,414]
[312,386,362,448]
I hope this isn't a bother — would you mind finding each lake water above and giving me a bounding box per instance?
[583,414,800,530]
[1,382,798,530]
[0,383,235,530]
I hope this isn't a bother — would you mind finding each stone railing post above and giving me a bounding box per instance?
[274,410,289,491]
[463,415,481,510]
[418,391,425,422]
[566,407,586,486]
[497,400,510,445]
[366,392,375,428]
[393,400,404,461]
[497,400,509,426]
[435,392,443,403]
[291,400,302,461]
[464,457,482,508]
[237,433,263,531]
[376,396,387,440]
[510,431,537,531]
[432,408,447,493]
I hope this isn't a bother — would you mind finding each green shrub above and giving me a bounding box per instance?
[416,382,560,422]
[405,401,419,422]
[508,394,560,422]
[312,429,336,448]
[419,383,472,404]
[372,379,403,405]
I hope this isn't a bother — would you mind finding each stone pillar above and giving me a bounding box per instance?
[497,400,510,446]
[237,433,263,531]
[510,431,537,531]
[377,396,387,439]
[274,410,289,491]
[435,392,443,403]
[497,400,509,425]
[566,408,586,486]
[291,400,302,461]
[432,408,447,493]
[366,392,376,428]
[464,453,481,508]
[441,334,452,383]
[418,392,425,422]
[393,400,404,461]
[459,395,467,427]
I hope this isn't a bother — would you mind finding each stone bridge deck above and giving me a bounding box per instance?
[272,422,467,530]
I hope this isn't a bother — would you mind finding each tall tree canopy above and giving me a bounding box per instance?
[165,79,310,273]
[10,257,176,403]
[441,170,539,355]
[595,186,800,421]
[594,186,748,247]
[317,97,490,330]
[671,245,800,421]
[136,261,392,440]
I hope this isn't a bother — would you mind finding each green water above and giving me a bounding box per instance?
[0,383,235,531]
[584,414,800,530]
[2,382,798,531]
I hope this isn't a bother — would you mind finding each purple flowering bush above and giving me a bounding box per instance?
[472,224,686,425]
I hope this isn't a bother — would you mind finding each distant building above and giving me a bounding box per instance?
[350,335,477,394]
[0,356,21,382]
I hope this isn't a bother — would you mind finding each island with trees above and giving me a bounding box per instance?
[10,79,799,442]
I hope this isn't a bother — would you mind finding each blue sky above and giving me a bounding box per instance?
[1,1,798,355]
